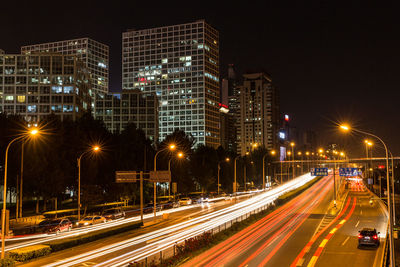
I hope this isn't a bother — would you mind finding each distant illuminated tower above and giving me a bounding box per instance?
[238,72,279,155]
[122,20,220,147]
[21,38,109,95]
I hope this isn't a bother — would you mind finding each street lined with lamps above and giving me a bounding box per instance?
[2,127,40,259]
[339,123,395,267]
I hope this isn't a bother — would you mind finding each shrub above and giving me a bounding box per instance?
[9,245,51,262]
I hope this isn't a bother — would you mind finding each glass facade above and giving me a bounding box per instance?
[21,38,109,95]
[0,53,92,122]
[94,90,158,141]
[122,20,220,147]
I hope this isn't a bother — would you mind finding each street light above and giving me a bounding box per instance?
[298,151,303,174]
[233,155,241,196]
[77,145,101,222]
[339,123,395,267]
[2,127,39,259]
[168,151,184,198]
[290,142,295,179]
[217,157,230,195]
[153,144,176,219]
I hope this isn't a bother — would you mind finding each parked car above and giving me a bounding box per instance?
[42,218,72,234]
[358,228,380,247]
[179,197,192,206]
[77,215,107,227]
[102,208,125,221]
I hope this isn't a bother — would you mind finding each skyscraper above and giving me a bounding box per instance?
[94,89,159,142]
[0,53,92,122]
[21,38,109,95]
[122,20,220,147]
[237,72,279,155]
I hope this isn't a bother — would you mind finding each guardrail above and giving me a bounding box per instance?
[130,202,273,266]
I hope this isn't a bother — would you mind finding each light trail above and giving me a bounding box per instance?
[41,173,319,267]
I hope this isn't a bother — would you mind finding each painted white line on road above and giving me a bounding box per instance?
[341,236,350,246]
[355,220,360,228]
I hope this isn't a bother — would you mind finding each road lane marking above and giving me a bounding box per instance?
[341,236,350,246]
[307,256,318,267]
[319,239,328,248]
[296,258,305,266]
[329,228,337,234]
[355,220,360,227]
[305,197,357,267]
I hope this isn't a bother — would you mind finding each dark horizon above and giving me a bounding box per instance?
[1,1,399,156]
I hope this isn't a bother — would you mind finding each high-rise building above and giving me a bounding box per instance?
[0,53,92,122]
[122,20,220,147]
[21,38,109,95]
[237,72,279,155]
[94,90,159,142]
[0,49,4,55]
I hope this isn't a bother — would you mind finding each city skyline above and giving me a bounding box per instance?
[1,1,399,155]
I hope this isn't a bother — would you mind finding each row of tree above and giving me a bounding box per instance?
[0,113,277,212]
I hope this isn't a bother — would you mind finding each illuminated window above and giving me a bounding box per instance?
[17,95,25,103]
[5,96,14,101]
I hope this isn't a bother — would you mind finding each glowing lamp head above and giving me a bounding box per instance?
[340,124,350,131]
[225,157,230,162]
[169,144,176,150]
[93,146,100,152]
[30,128,39,136]
[318,149,324,153]
[177,152,184,158]
[290,142,295,147]
[298,152,302,155]
[306,152,310,155]
[245,152,250,155]
[287,151,291,156]
[271,150,276,155]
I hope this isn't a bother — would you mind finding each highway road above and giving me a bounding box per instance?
[18,173,317,266]
[183,179,388,267]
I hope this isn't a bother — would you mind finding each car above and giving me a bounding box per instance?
[77,215,107,227]
[42,218,72,234]
[162,200,180,209]
[358,228,380,247]
[179,197,192,206]
[102,208,125,221]
[144,203,162,213]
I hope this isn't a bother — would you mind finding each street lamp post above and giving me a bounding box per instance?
[290,142,295,179]
[340,124,395,267]
[77,146,100,222]
[2,128,39,259]
[153,144,175,219]
[168,152,183,198]
[217,158,230,195]
[234,155,240,196]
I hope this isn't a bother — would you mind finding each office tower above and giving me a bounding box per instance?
[0,53,92,122]
[237,72,279,155]
[94,90,159,142]
[21,38,109,95]
[0,49,4,55]
[122,20,220,147]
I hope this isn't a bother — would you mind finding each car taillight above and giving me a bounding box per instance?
[358,234,362,238]
[373,235,378,240]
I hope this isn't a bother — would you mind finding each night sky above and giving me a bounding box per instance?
[1,1,399,156]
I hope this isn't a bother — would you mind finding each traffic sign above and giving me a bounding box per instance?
[310,168,329,176]
[149,170,171,182]
[115,171,139,183]
[339,168,362,177]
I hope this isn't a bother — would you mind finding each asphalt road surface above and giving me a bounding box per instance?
[183,179,388,267]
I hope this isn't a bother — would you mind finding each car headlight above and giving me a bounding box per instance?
[84,222,89,225]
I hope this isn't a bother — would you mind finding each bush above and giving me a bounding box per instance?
[0,258,15,267]
[46,221,142,252]
[276,176,321,205]
[9,245,51,262]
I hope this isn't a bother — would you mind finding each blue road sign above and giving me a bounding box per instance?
[339,168,362,177]
[310,168,329,176]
